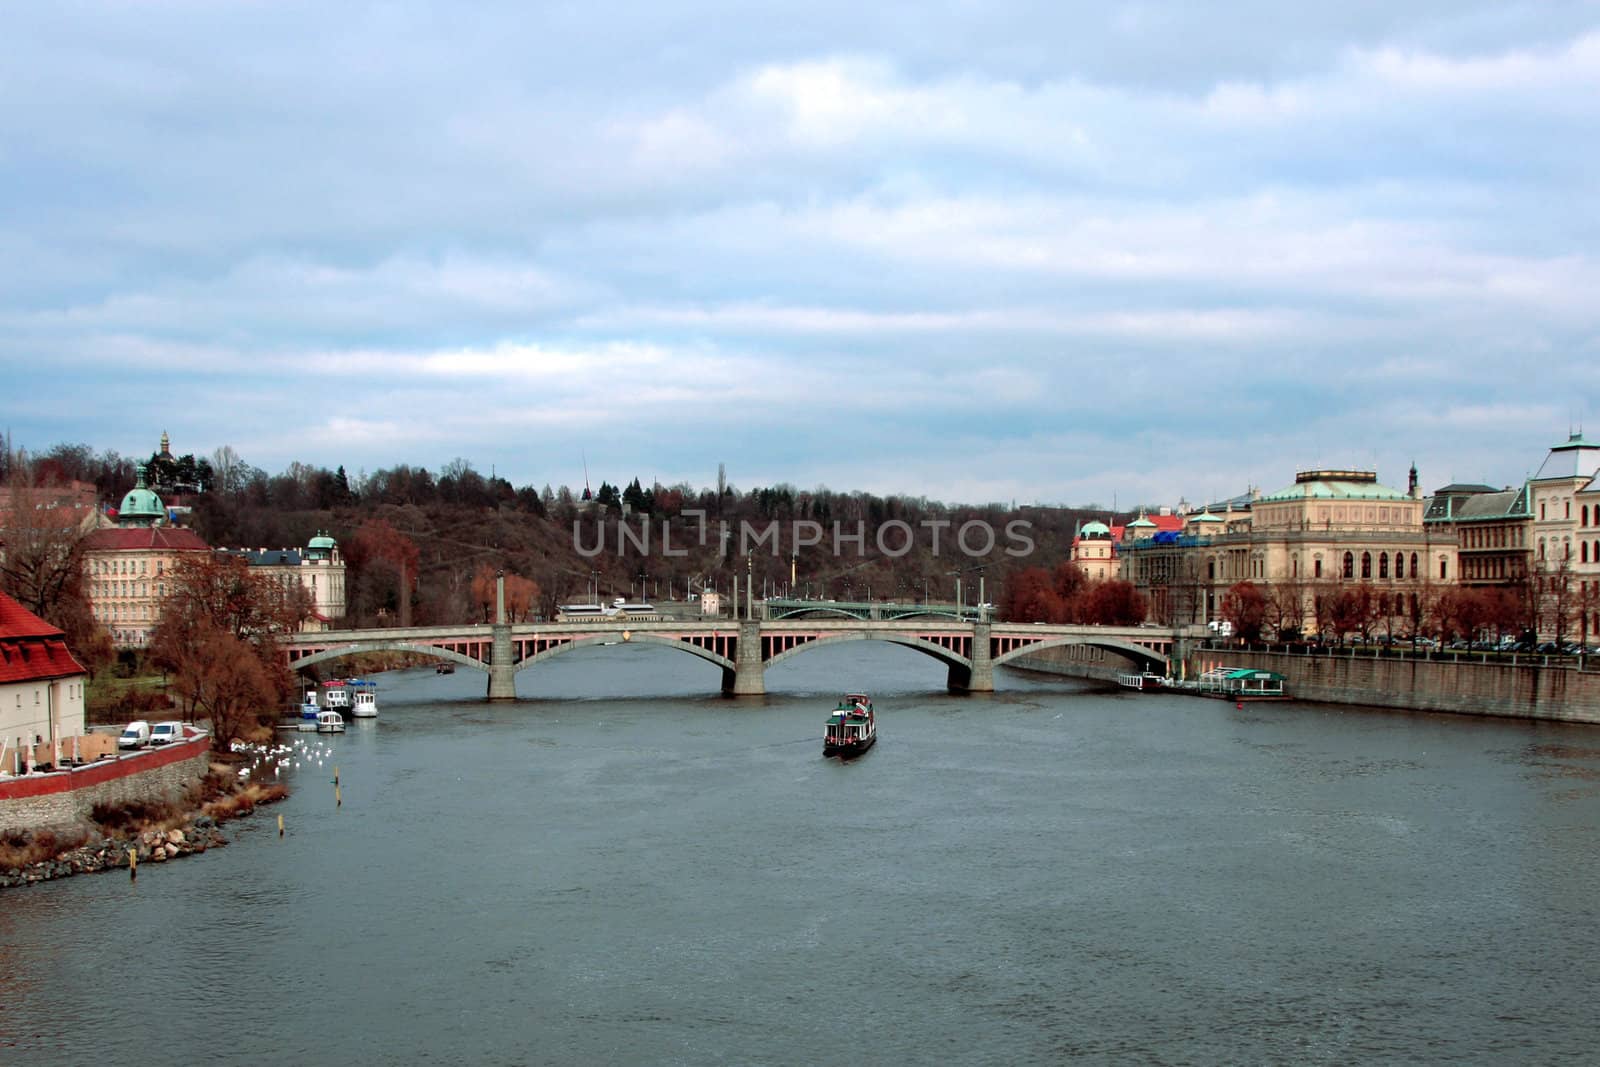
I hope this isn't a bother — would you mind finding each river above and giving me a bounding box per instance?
[4,642,1600,1064]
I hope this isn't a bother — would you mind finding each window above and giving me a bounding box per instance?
[1439,558,1448,580]
[1396,553,1405,580]
[1292,557,1299,578]
[1343,552,1354,579]
[1411,553,1419,577]
[1566,501,1571,519]
[1315,559,1323,578]
[1541,502,1547,520]
[1361,552,1372,579]
[1379,553,1389,579]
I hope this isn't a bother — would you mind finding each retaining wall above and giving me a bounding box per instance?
[1011,645,1600,725]
[0,735,213,832]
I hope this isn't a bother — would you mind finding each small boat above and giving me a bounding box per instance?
[349,682,377,719]
[299,691,319,719]
[1116,671,1167,692]
[316,710,346,734]
[435,663,455,675]
[322,680,352,709]
[824,693,876,758]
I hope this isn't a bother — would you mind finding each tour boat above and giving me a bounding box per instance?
[322,680,352,709]
[1116,672,1167,692]
[824,693,876,758]
[316,710,346,734]
[349,680,378,719]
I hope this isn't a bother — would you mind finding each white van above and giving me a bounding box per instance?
[149,721,184,746]
[118,721,151,750]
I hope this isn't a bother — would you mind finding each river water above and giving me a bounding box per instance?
[4,643,1600,1065]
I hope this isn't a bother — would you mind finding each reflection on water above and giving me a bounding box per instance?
[4,641,1600,1064]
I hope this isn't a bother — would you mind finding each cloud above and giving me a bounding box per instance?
[3,4,1598,503]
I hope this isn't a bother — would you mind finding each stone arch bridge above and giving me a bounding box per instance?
[282,617,1185,699]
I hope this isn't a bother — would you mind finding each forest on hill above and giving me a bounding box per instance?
[3,438,1140,633]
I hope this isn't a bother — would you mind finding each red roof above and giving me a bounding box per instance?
[83,526,210,552]
[0,590,86,683]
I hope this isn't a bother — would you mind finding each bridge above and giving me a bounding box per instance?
[283,579,1191,698]
[760,598,984,622]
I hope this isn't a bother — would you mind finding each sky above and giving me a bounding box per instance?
[3,2,1598,508]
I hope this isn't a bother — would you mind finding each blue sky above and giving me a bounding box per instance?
[3,2,1597,507]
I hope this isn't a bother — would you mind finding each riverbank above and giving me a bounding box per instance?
[0,761,289,890]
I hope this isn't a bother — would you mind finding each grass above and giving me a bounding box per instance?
[86,672,175,725]
[0,827,92,869]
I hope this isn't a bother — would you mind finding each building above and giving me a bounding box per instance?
[1527,432,1600,643]
[82,465,210,648]
[1120,468,1458,635]
[1070,520,1117,581]
[1,589,87,772]
[217,531,347,630]
[1423,483,1531,587]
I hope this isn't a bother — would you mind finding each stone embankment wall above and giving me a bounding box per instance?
[1011,645,1600,725]
[1008,644,1126,685]
[0,736,212,832]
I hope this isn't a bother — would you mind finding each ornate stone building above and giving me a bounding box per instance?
[82,465,210,648]
[1121,468,1458,635]
[218,531,347,630]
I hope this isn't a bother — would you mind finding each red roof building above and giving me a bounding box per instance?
[83,525,211,649]
[1,590,88,765]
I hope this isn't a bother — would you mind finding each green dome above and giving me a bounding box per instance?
[1126,512,1156,529]
[1187,509,1223,524]
[308,531,337,551]
[1079,520,1112,538]
[117,465,165,527]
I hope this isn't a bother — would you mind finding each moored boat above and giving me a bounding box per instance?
[349,680,378,718]
[322,680,352,709]
[299,690,319,719]
[316,710,346,734]
[1116,671,1167,692]
[824,693,876,757]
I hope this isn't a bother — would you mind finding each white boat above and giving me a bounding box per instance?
[316,710,346,734]
[350,688,377,718]
[322,682,352,709]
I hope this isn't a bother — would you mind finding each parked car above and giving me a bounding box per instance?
[149,721,184,746]
[118,721,151,750]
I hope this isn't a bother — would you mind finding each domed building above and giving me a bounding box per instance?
[217,530,347,631]
[83,464,211,647]
[1120,468,1460,634]
[1071,519,1118,582]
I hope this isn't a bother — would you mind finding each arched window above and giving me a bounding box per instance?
[1439,557,1448,580]
[1361,552,1372,579]
[1585,505,1591,527]
[1541,502,1547,520]
[1292,557,1299,578]
[1379,553,1389,579]
[1343,552,1355,579]
[1396,553,1405,579]
[1539,539,1546,560]
[1314,559,1323,578]
[1584,542,1590,564]
[1411,553,1419,577]
[1566,501,1571,519]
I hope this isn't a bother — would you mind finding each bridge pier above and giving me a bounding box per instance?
[487,622,516,700]
[723,620,765,696]
[948,622,994,693]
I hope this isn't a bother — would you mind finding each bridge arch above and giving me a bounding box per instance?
[765,606,866,621]
[882,609,966,622]
[764,631,970,671]
[993,636,1167,673]
[289,643,487,675]
[515,633,735,674]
